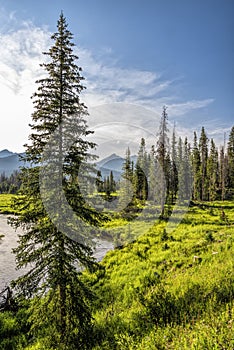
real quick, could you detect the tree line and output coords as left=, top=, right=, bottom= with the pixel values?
left=0, top=171, right=21, bottom=194
left=100, top=107, right=234, bottom=216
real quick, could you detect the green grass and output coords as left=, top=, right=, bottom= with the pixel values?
left=86, top=200, right=234, bottom=349
left=0, top=200, right=233, bottom=349
left=0, top=193, right=26, bottom=214
left=0, top=194, right=16, bottom=214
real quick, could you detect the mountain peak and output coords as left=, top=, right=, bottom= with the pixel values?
left=97, top=153, right=123, bottom=167
left=109, top=153, right=121, bottom=159
left=0, top=149, right=15, bottom=158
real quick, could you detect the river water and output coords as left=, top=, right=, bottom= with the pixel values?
left=0, top=214, right=113, bottom=291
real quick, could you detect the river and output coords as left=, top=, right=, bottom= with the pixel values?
left=0, top=214, right=113, bottom=291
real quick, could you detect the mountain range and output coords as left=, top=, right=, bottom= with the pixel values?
left=96, top=153, right=137, bottom=179
left=0, top=150, right=137, bottom=179
left=0, top=149, right=25, bottom=176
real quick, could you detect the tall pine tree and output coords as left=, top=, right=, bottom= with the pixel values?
left=118, top=147, right=134, bottom=213
left=10, top=13, right=102, bottom=349
left=170, top=124, right=178, bottom=204
left=192, top=132, right=201, bottom=201
left=148, top=145, right=157, bottom=201
left=219, top=145, right=228, bottom=201
left=156, top=106, right=169, bottom=216
left=227, top=126, right=234, bottom=191
left=199, top=127, right=209, bottom=201
left=207, top=139, right=219, bottom=201
left=134, top=138, right=148, bottom=200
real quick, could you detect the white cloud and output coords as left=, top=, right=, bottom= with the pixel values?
left=167, top=99, right=215, bottom=116
left=0, top=14, right=219, bottom=155
left=0, top=22, right=51, bottom=152
left=87, top=103, right=161, bottom=157
left=0, top=25, right=50, bottom=89
left=78, top=48, right=174, bottom=109
left=78, top=48, right=215, bottom=123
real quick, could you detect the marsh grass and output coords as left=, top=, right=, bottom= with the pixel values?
left=0, top=194, right=16, bottom=214
left=0, top=197, right=233, bottom=349
left=88, top=201, right=234, bottom=349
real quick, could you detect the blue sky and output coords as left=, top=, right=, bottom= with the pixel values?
left=0, top=0, right=233, bottom=156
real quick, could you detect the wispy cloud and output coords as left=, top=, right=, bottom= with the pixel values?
left=77, top=48, right=216, bottom=121
left=167, top=99, right=214, bottom=116
left=0, top=14, right=222, bottom=154
left=0, top=26, right=50, bottom=91
left=78, top=47, right=171, bottom=107
left=0, top=20, right=51, bottom=151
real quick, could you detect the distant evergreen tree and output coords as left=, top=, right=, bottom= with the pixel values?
left=0, top=171, right=21, bottom=194
left=199, top=127, right=209, bottom=201
left=170, top=125, right=178, bottom=204
left=148, top=145, right=157, bottom=201
left=165, top=152, right=171, bottom=203
left=118, top=147, right=134, bottom=212
left=191, top=132, right=201, bottom=201
left=103, top=176, right=110, bottom=196
left=134, top=138, right=148, bottom=200
left=184, top=137, right=192, bottom=200
left=96, top=170, right=104, bottom=192
left=96, top=170, right=115, bottom=195
left=156, top=106, right=169, bottom=216
left=177, top=137, right=183, bottom=200
left=9, top=14, right=102, bottom=349
left=110, top=170, right=116, bottom=192
left=227, top=126, right=234, bottom=190
left=207, top=139, right=219, bottom=201
left=219, top=145, right=228, bottom=201
left=122, top=147, right=133, bottom=183
left=177, top=137, right=192, bottom=202
left=102, top=172, right=116, bottom=198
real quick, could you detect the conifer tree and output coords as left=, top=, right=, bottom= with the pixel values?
left=148, top=145, right=157, bottom=201
left=207, top=139, right=219, bottom=201
left=199, top=127, right=209, bottom=201
left=191, top=132, right=201, bottom=201
left=177, top=137, right=184, bottom=202
left=170, top=125, right=178, bottom=204
left=134, top=138, right=148, bottom=200
left=10, top=13, right=102, bottom=349
left=227, top=126, right=234, bottom=190
left=102, top=171, right=115, bottom=197
left=118, top=147, right=134, bottom=212
left=165, top=152, right=171, bottom=203
left=104, top=176, right=111, bottom=196
left=96, top=170, right=104, bottom=192
left=183, top=138, right=192, bottom=200
left=156, top=106, right=169, bottom=215
left=177, top=137, right=192, bottom=202
left=219, top=145, right=228, bottom=201
left=109, top=170, right=116, bottom=192
left=122, top=147, right=133, bottom=183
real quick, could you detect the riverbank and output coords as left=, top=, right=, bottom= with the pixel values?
left=0, top=214, right=113, bottom=291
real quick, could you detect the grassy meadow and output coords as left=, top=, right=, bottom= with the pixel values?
left=0, top=195, right=233, bottom=349
left=86, top=200, right=234, bottom=349
left=0, top=194, right=16, bottom=214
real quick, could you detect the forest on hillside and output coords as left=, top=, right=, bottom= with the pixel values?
left=1, top=119, right=234, bottom=209
left=97, top=115, right=234, bottom=207
left=0, top=171, right=21, bottom=194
